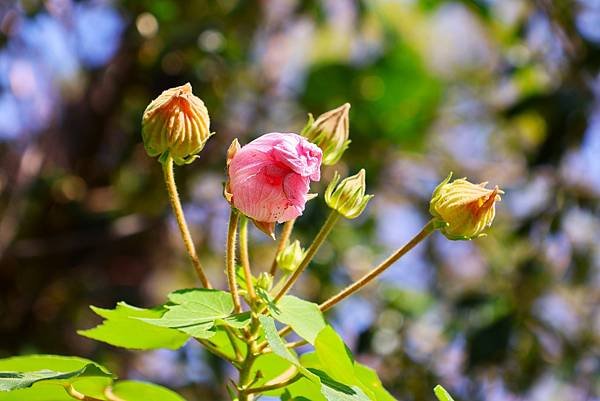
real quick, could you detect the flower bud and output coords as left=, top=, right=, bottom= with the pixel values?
left=255, top=272, right=274, bottom=293
left=301, top=103, right=351, bottom=165
left=325, top=169, right=373, bottom=219
left=276, top=240, right=306, bottom=273
left=429, top=173, right=503, bottom=240
left=142, top=83, right=212, bottom=165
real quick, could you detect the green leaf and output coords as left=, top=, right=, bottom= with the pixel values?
left=203, top=327, right=247, bottom=360
left=0, top=355, right=111, bottom=392
left=248, top=353, right=295, bottom=395
left=78, top=302, right=189, bottom=350
left=140, top=289, right=236, bottom=338
left=314, top=326, right=356, bottom=385
left=217, top=312, right=252, bottom=329
left=258, top=317, right=369, bottom=401
left=434, top=385, right=456, bottom=401
left=108, top=380, right=186, bottom=401
left=270, top=296, right=326, bottom=344
left=354, top=364, right=396, bottom=401
left=309, top=327, right=398, bottom=401
left=258, top=316, right=302, bottom=368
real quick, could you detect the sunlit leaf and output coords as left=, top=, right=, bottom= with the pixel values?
left=270, top=296, right=326, bottom=344
left=78, top=302, right=189, bottom=350
left=258, top=317, right=369, bottom=401
left=139, top=289, right=238, bottom=339
left=0, top=355, right=112, bottom=391
left=434, top=385, right=456, bottom=401
left=108, top=380, right=186, bottom=401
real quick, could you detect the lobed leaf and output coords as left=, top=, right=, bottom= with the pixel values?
left=78, top=302, right=189, bottom=350
left=140, top=289, right=238, bottom=338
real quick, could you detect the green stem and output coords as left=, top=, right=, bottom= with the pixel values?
left=226, top=209, right=242, bottom=313
left=245, top=372, right=302, bottom=395
left=162, top=156, right=211, bottom=288
left=237, top=316, right=261, bottom=401
left=239, top=217, right=256, bottom=302
left=269, top=219, right=295, bottom=276
left=257, top=220, right=435, bottom=353
left=319, top=220, right=435, bottom=311
left=274, top=211, right=340, bottom=302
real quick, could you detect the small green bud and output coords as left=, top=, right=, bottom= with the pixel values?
left=325, top=169, right=373, bottom=219
left=301, top=103, right=351, bottom=165
left=255, top=272, right=274, bottom=293
left=276, top=240, right=306, bottom=273
left=141, top=83, right=213, bottom=165
left=429, top=172, right=503, bottom=240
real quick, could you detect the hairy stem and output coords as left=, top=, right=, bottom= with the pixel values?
left=274, top=211, right=340, bottom=301
left=269, top=219, right=295, bottom=275
left=226, top=209, right=242, bottom=313
left=239, top=217, right=256, bottom=302
left=162, top=156, right=211, bottom=288
left=319, top=220, right=435, bottom=311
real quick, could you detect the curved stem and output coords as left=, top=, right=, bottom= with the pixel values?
left=274, top=211, right=340, bottom=302
left=162, top=156, right=211, bottom=288
left=269, top=219, right=295, bottom=276
left=239, top=217, right=256, bottom=302
left=319, top=220, right=435, bottom=312
left=198, top=338, right=242, bottom=369
left=245, top=373, right=302, bottom=395
left=227, top=209, right=243, bottom=313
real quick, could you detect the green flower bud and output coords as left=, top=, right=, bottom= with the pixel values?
left=141, top=83, right=213, bottom=165
left=276, top=240, right=306, bottom=273
left=325, top=169, right=373, bottom=219
left=301, top=103, right=351, bottom=165
left=255, top=272, right=274, bottom=293
left=430, top=173, right=503, bottom=240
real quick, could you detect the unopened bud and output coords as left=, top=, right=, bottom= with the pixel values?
left=142, top=83, right=213, bottom=165
left=429, top=173, right=503, bottom=240
left=325, top=169, right=373, bottom=219
left=255, top=272, right=273, bottom=292
left=302, top=103, right=350, bottom=165
left=276, top=240, right=305, bottom=273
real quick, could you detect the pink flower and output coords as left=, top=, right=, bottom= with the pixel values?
left=227, top=133, right=322, bottom=224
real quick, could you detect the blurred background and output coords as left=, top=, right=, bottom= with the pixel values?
left=1, top=0, right=599, bottom=400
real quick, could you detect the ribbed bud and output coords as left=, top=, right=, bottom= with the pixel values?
left=276, top=240, right=306, bottom=273
left=255, top=272, right=274, bottom=293
left=325, top=169, right=373, bottom=219
left=429, top=173, right=503, bottom=240
left=142, top=83, right=212, bottom=165
left=301, top=103, right=351, bottom=165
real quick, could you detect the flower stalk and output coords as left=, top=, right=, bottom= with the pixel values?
left=274, top=210, right=340, bottom=301
left=319, top=220, right=435, bottom=311
left=239, top=216, right=256, bottom=302
left=161, top=156, right=211, bottom=288
left=269, top=219, right=296, bottom=275
left=226, top=209, right=242, bottom=313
